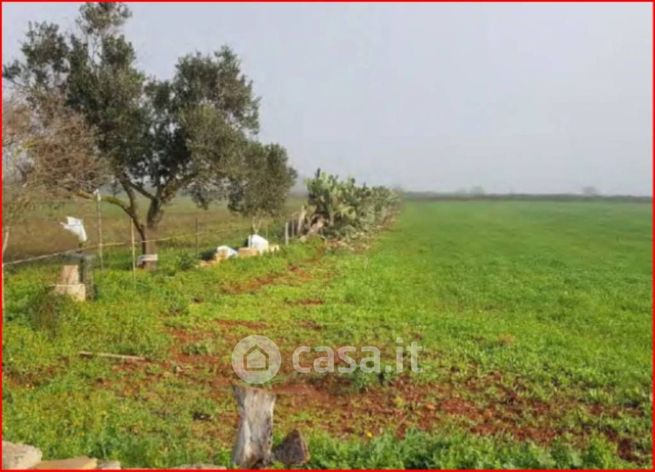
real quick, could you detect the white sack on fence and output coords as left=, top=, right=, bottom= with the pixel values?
left=247, top=234, right=269, bottom=253
left=216, top=245, right=238, bottom=259
left=60, top=216, right=87, bottom=243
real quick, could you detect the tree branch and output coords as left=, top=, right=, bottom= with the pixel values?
left=76, top=189, right=132, bottom=214
left=125, top=179, right=156, bottom=200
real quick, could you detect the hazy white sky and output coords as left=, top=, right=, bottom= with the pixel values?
left=3, top=2, right=652, bottom=195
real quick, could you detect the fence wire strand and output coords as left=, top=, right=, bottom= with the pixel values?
left=3, top=219, right=289, bottom=267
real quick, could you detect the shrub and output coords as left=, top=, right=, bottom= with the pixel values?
left=304, top=169, right=399, bottom=239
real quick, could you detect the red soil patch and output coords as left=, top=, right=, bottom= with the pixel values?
left=215, top=319, right=270, bottom=330
left=300, top=320, right=323, bottom=330
left=168, top=328, right=206, bottom=344
left=220, top=253, right=326, bottom=296
left=222, top=274, right=279, bottom=294
left=288, top=264, right=311, bottom=276
left=288, top=298, right=324, bottom=306
left=269, top=370, right=644, bottom=460
left=220, top=264, right=317, bottom=295
left=274, top=383, right=334, bottom=402
left=439, top=398, right=478, bottom=417
left=104, top=348, right=645, bottom=461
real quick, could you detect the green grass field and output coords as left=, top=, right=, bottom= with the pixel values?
left=2, top=200, right=652, bottom=468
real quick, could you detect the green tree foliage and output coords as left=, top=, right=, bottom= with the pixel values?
left=227, top=143, right=297, bottom=232
left=4, top=2, right=295, bottom=254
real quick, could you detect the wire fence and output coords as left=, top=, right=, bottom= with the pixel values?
left=4, top=226, right=246, bottom=267
left=2, top=197, right=303, bottom=272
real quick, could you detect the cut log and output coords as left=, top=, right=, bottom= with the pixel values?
left=273, top=429, right=310, bottom=466
left=79, top=351, right=145, bottom=362
left=231, top=385, right=276, bottom=469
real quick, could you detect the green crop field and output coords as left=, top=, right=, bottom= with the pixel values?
left=2, top=200, right=652, bottom=468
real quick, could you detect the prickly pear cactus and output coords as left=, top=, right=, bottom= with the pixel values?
left=304, top=169, right=399, bottom=239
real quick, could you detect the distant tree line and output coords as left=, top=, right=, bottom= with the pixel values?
left=402, top=191, right=650, bottom=203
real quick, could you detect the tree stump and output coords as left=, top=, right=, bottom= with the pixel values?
left=231, top=385, right=276, bottom=469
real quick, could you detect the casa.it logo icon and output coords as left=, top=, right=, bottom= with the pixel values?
left=231, top=335, right=281, bottom=384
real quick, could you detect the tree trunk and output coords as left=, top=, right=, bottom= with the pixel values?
left=297, top=206, right=307, bottom=235
left=132, top=222, right=156, bottom=270
left=146, top=197, right=164, bottom=230
left=141, top=224, right=159, bottom=270
left=134, top=222, right=148, bottom=255
left=135, top=198, right=164, bottom=270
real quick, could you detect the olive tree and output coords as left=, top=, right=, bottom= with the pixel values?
left=4, top=2, right=295, bottom=254
left=227, top=143, right=297, bottom=232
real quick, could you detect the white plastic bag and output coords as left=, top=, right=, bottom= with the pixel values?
left=60, top=216, right=87, bottom=243
left=247, top=234, right=269, bottom=254
left=216, top=245, right=238, bottom=259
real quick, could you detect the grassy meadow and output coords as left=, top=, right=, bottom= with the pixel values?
left=2, top=199, right=652, bottom=468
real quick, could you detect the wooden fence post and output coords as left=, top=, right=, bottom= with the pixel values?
left=95, top=191, right=104, bottom=270
left=2, top=229, right=9, bottom=321
left=195, top=216, right=200, bottom=257
left=2, top=229, right=9, bottom=257
left=130, top=218, right=136, bottom=283
left=284, top=222, right=289, bottom=246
